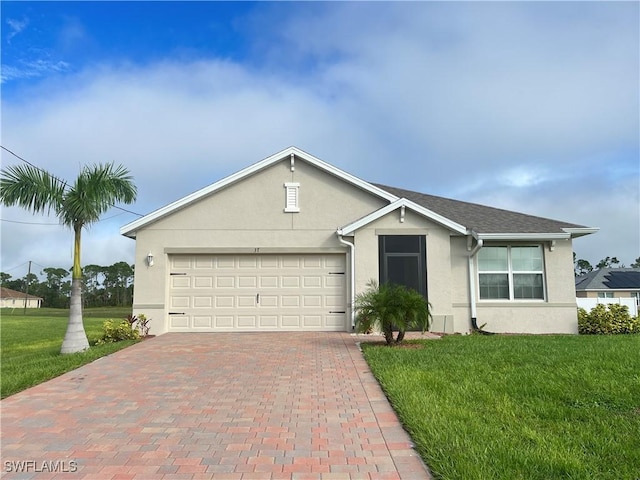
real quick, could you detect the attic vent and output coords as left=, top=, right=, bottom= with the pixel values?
left=284, top=182, right=300, bottom=212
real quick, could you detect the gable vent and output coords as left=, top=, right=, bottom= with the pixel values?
left=284, top=182, right=300, bottom=212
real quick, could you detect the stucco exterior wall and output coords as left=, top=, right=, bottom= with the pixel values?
left=126, top=153, right=583, bottom=336
left=352, top=209, right=463, bottom=332
left=129, top=158, right=387, bottom=334
left=474, top=239, right=579, bottom=334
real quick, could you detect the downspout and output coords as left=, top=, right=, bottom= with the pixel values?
left=467, top=233, right=484, bottom=333
left=337, top=231, right=356, bottom=330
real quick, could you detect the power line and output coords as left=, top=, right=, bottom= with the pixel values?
left=1, top=145, right=144, bottom=218
left=1, top=218, right=62, bottom=225
left=1, top=210, right=127, bottom=225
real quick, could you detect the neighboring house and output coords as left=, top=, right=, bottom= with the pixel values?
left=575, top=268, right=640, bottom=306
left=120, top=147, right=598, bottom=335
left=0, top=287, right=43, bottom=308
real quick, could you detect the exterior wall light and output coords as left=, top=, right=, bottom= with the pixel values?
left=146, top=252, right=154, bottom=267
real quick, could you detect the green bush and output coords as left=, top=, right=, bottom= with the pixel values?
left=578, top=304, right=640, bottom=335
left=95, top=319, right=140, bottom=345
left=355, top=280, right=431, bottom=345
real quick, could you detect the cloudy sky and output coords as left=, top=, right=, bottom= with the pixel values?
left=1, top=1, right=638, bottom=280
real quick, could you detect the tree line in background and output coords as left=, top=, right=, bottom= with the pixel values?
left=574, top=254, right=640, bottom=276
left=0, top=261, right=134, bottom=308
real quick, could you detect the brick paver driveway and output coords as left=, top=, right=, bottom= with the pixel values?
left=1, top=333, right=431, bottom=479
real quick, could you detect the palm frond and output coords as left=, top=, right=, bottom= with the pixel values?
left=0, top=164, right=65, bottom=215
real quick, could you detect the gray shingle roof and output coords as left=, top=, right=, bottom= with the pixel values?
left=374, top=184, right=588, bottom=234
left=575, top=268, right=640, bottom=291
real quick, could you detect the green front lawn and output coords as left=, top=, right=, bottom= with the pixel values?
left=1, top=307, right=136, bottom=398
left=362, top=334, right=640, bottom=480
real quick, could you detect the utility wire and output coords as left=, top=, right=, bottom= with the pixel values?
left=1, top=145, right=144, bottom=218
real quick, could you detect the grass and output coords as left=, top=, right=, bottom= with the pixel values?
left=1, top=307, right=136, bottom=399
left=361, top=334, right=640, bottom=480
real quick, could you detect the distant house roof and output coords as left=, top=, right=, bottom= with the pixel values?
left=374, top=184, right=593, bottom=236
left=575, top=268, right=640, bottom=291
left=0, top=287, right=43, bottom=300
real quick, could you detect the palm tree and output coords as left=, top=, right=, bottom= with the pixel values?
left=354, top=280, right=432, bottom=345
left=0, top=163, right=136, bottom=353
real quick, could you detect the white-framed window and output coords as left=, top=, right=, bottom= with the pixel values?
left=597, top=292, right=614, bottom=299
left=284, top=182, right=300, bottom=212
left=478, top=245, right=545, bottom=300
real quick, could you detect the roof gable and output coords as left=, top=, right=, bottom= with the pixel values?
left=120, top=147, right=598, bottom=239
left=120, top=146, right=397, bottom=238
left=338, top=198, right=467, bottom=235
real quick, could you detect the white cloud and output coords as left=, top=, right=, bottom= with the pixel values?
left=5, top=16, right=28, bottom=42
left=1, top=2, right=638, bottom=273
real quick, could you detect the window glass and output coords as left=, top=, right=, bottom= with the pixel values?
left=512, top=246, right=543, bottom=272
left=513, top=274, right=544, bottom=299
left=383, top=236, right=421, bottom=253
left=478, top=247, right=508, bottom=271
left=478, top=245, right=545, bottom=300
left=597, top=292, right=614, bottom=299
left=479, top=274, right=510, bottom=299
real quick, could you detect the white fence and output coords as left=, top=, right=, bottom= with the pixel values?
left=576, top=297, right=638, bottom=317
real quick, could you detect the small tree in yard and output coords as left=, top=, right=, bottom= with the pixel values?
left=355, top=280, right=432, bottom=345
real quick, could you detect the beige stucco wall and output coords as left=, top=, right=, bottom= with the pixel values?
left=352, top=209, right=463, bottom=333
left=127, top=154, right=581, bottom=335
left=474, top=239, right=579, bottom=334
left=129, top=158, right=388, bottom=334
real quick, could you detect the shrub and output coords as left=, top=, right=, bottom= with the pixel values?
left=578, top=303, right=640, bottom=335
left=355, top=280, right=432, bottom=345
left=95, top=319, right=140, bottom=345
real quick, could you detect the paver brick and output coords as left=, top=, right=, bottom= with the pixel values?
left=0, top=333, right=430, bottom=479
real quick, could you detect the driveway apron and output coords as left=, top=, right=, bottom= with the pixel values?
left=1, top=332, right=430, bottom=479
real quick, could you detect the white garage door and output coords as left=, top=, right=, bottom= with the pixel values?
left=167, top=254, right=347, bottom=331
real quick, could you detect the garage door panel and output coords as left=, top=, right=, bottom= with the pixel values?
left=259, top=315, right=278, bottom=327
left=303, top=315, right=322, bottom=327
left=215, top=277, right=234, bottom=288
left=217, top=258, right=235, bottom=268
left=303, top=295, right=322, bottom=307
left=282, top=315, right=300, bottom=327
left=170, top=276, right=190, bottom=288
left=282, top=276, right=300, bottom=288
left=193, top=296, right=212, bottom=308
left=238, top=296, right=256, bottom=307
left=325, top=276, right=345, bottom=288
left=194, top=277, right=213, bottom=288
left=303, top=276, right=322, bottom=288
left=168, top=254, right=346, bottom=331
left=282, top=296, right=300, bottom=307
left=260, top=295, right=278, bottom=307
left=215, top=296, right=234, bottom=308
left=169, top=315, right=189, bottom=328
left=194, top=258, right=213, bottom=269
left=238, top=276, right=257, bottom=288
left=260, top=276, right=278, bottom=288
left=171, top=296, right=190, bottom=308
left=238, top=316, right=256, bottom=327
left=216, top=316, right=234, bottom=328
left=193, top=316, right=212, bottom=328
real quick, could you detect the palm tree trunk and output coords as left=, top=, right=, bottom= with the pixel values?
left=61, top=225, right=89, bottom=354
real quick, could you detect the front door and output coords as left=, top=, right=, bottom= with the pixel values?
left=378, top=235, right=427, bottom=298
